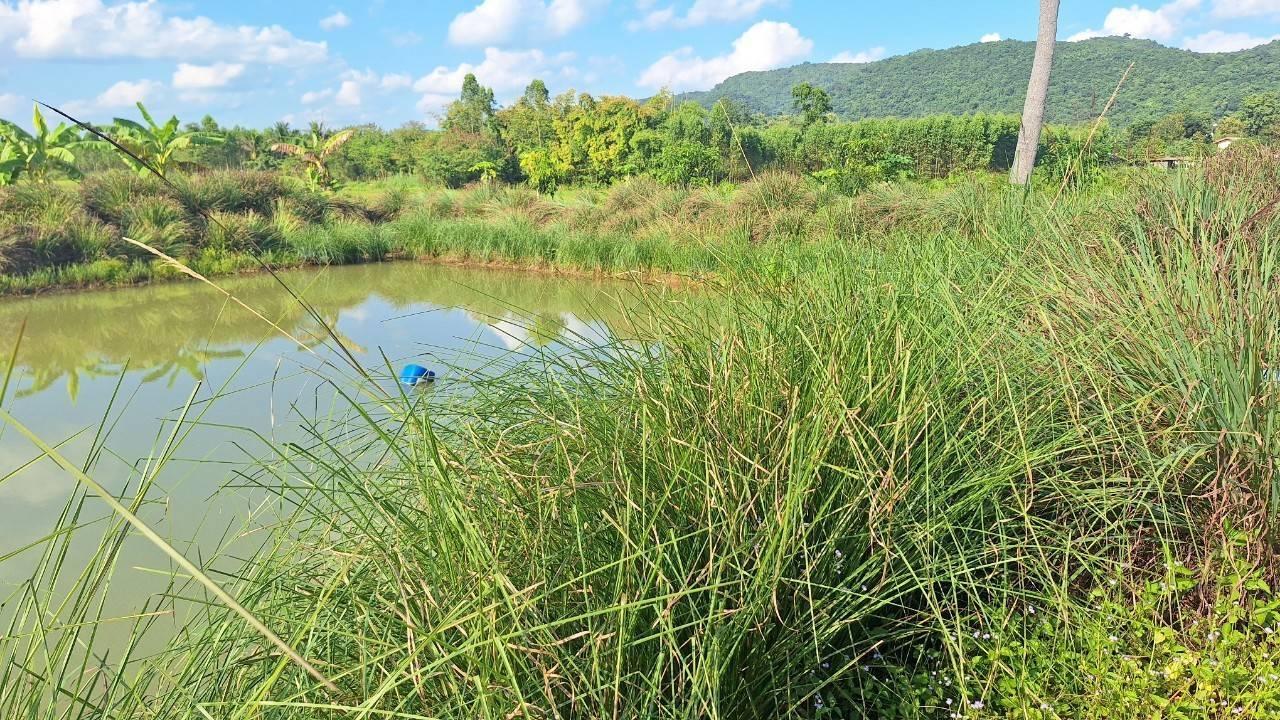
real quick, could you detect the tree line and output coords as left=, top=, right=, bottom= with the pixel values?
left=4, top=77, right=1277, bottom=193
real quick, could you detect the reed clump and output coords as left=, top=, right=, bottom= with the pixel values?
left=5, top=152, right=1280, bottom=717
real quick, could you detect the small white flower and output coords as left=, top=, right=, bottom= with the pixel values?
left=982, top=632, right=991, bottom=640
left=971, top=700, right=985, bottom=709
left=946, top=698, right=953, bottom=706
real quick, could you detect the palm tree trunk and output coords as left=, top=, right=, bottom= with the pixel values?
left=1011, top=0, right=1061, bottom=186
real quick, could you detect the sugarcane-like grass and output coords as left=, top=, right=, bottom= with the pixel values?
left=4, top=151, right=1280, bottom=718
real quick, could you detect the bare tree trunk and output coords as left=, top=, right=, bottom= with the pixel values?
left=1011, top=0, right=1061, bottom=185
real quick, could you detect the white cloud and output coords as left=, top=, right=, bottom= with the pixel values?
left=1211, top=0, right=1280, bottom=17
left=301, top=88, right=333, bottom=104
left=415, top=93, right=454, bottom=117
left=319, top=11, right=350, bottom=30
left=448, top=0, right=601, bottom=45
left=334, top=79, right=361, bottom=106
left=413, top=48, right=575, bottom=119
left=628, top=6, right=675, bottom=30
left=380, top=73, right=414, bottom=90
left=301, top=69, right=418, bottom=111
left=96, top=79, right=159, bottom=108
left=0, top=0, right=327, bottom=64
left=638, top=20, right=813, bottom=91
left=631, top=0, right=783, bottom=29
left=1068, top=0, right=1201, bottom=42
left=829, top=47, right=886, bottom=63
left=1183, top=28, right=1280, bottom=49
left=981, top=32, right=1002, bottom=42
left=414, top=47, right=574, bottom=95
left=172, top=62, right=245, bottom=90
left=1067, top=29, right=1104, bottom=41
left=685, top=0, right=783, bottom=24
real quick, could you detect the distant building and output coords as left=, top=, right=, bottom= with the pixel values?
left=1148, top=157, right=1195, bottom=170
left=1215, top=136, right=1242, bottom=150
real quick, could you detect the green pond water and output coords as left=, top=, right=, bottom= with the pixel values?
left=0, top=262, right=649, bottom=654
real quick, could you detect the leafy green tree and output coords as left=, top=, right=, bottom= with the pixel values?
left=1239, top=92, right=1280, bottom=139
left=470, top=160, right=499, bottom=185
left=270, top=127, right=356, bottom=189
left=443, top=73, right=497, bottom=136
left=522, top=79, right=550, bottom=108
left=235, top=131, right=281, bottom=171
left=498, top=79, right=556, bottom=156
left=419, top=131, right=506, bottom=187
left=519, top=149, right=564, bottom=194
left=112, top=102, right=224, bottom=177
left=0, top=104, right=96, bottom=183
left=653, top=141, right=720, bottom=187
left=791, top=82, right=832, bottom=127
left=1215, top=115, right=1246, bottom=138
left=551, top=94, right=650, bottom=184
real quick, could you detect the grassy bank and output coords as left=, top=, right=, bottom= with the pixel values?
left=1, top=168, right=1129, bottom=294
left=4, top=150, right=1280, bottom=718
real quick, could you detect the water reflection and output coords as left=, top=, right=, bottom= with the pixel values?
left=0, top=262, right=648, bottom=397
left=0, top=262, right=672, bottom=662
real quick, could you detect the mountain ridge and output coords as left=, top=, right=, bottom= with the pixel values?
left=678, top=37, right=1280, bottom=125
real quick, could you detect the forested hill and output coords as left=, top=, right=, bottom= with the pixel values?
left=680, top=37, right=1280, bottom=125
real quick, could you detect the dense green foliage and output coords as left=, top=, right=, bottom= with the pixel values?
left=4, top=151, right=1280, bottom=717
left=682, top=37, right=1280, bottom=126
left=7, top=57, right=1276, bottom=198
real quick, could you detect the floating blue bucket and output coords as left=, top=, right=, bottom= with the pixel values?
left=399, top=364, right=435, bottom=386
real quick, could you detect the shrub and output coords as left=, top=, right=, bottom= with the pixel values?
left=0, top=185, right=113, bottom=273
left=279, top=185, right=331, bottom=224
left=284, top=221, right=392, bottom=264
left=205, top=210, right=283, bottom=252
left=175, top=171, right=286, bottom=216
left=81, top=171, right=169, bottom=225
left=32, top=216, right=116, bottom=268
left=482, top=186, right=559, bottom=226
left=119, top=195, right=196, bottom=258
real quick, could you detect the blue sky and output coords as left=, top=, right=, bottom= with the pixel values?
left=1, top=0, right=1279, bottom=130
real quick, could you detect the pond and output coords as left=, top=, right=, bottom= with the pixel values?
left=0, top=262, right=650, bottom=655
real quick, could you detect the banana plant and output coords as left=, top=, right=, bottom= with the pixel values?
left=111, top=102, right=224, bottom=177
left=0, top=103, right=94, bottom=184
left=0, top=142, right=17, bottom=186
left=270, top=126, right=355, bottom=189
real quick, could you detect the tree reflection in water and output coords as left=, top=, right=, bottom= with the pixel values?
left=0, top=262, right=662, bottom=401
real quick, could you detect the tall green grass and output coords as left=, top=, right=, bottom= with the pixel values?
left=3, top=150, right=1280, bottom=717
left=0, top=167, right=1141, bottom=293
